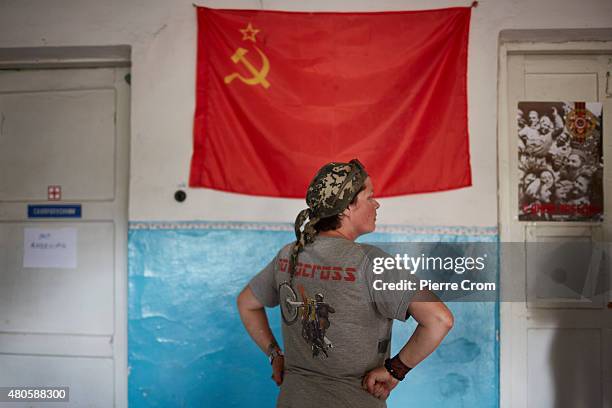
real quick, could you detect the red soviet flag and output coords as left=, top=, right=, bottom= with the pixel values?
left=190, top=6, right=472, bottom=197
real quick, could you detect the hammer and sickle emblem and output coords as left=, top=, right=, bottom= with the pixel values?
left=224, top=46, right=271, bottom=89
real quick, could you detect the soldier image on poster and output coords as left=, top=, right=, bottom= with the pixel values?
left=517, top=101, right=603, bottom=221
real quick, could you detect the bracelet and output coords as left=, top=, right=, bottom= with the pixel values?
left=267, top=340, right=279, bottom=354
left=384, top=355, right=412, bottom=381
left=268, top=348, right=284, bottom=365
left=267, top=340, right=283, bottom=365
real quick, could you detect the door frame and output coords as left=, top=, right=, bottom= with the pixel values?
left=497, top=38, right=612, bottom=408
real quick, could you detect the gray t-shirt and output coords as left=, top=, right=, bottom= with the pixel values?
left=249, top=236, right=414, bottom=408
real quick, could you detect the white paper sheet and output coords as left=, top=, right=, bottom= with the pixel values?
left=23, top=228, right=77, bottom=269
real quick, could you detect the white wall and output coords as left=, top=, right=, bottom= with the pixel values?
left=1, top=0, right=611, bottom=226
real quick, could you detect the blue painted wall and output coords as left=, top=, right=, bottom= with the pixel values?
left=128, top=224, right=498, bottom=407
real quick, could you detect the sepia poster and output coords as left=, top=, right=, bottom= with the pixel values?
left=518, top=101, right=603, bottom=221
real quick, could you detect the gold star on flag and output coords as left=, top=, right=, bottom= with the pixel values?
left=240, top=23, right=260, bottom=42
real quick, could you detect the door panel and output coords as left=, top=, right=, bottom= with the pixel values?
left=0, top=89, right=116, bottom=201
left=527, top=328, right=602, bottom=408
left=0, top=355, right=114, bottom=407
left=525, top=73, right=598, bottom=101
left=0, top=221, right=114, bottom=334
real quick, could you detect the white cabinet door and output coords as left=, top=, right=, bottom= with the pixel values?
left=0, top=66, right=129, bottom=407
left=500, top=50, right=612, bottom=408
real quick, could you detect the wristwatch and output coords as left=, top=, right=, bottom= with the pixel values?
left=268, top=348, right=284, bottom=364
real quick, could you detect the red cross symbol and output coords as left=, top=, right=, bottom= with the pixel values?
left=48, top=185, right=61, bottom=201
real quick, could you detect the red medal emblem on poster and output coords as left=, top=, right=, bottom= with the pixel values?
left=566, top=102, right=597, bottom=145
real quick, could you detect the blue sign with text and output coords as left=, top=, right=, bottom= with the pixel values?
left=28, top=204, right=82, bottom=218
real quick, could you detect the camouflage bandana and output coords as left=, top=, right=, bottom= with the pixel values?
left=288, top=159, right=368, bottom=285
